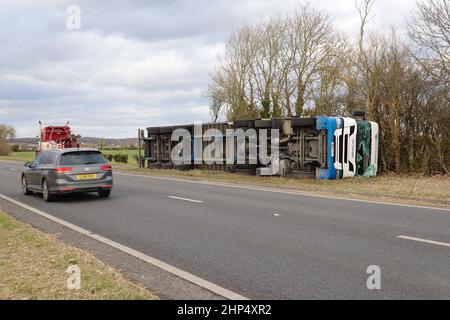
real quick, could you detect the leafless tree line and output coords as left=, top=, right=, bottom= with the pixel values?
left=208, top=0, right=449, bottom=174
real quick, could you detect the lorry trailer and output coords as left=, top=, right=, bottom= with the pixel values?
left=141, top=115, right=378, bottom=180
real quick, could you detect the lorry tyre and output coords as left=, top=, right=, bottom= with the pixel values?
left=161, top=162, right=174, bottom=169
left=271, top=119, right=283, bottom=129
left=255, top=120, right=272, bottom=128
left=149, top=163, right=162, bottom=169
left=233, top=120, right=251, bottom=128
left=147, top=127, right=160, bottom=135
left=174, top=164, right=192, bottom=171
left=352, top=110, right=366, bottom=119
left=160, top=126, right=174, bottom=134
left=291, top=117, right=316, bottom=128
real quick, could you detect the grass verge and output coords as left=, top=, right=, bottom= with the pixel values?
left=0, top=211, right=157, bottom=300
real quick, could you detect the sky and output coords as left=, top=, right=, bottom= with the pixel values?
left=0, top=0, right=419, bottom=138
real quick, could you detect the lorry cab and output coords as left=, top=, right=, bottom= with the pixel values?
left=315, top=116, right=356, bottom=180
left=315, top=116, right=339, bottom=180
left=340, top=117, right=357, bottom=178
left=370, top=121, right=379, bottom=175
left=355, top=120, right=379, bottom=176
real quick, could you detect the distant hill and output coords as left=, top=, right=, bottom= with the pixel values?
left=7, top=137, right=139, bottom=148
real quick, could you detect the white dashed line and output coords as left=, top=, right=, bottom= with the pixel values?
left=115, top=172, right=450, bottom=212
left=397, top=235, right=450, bottom=248
left=168, top=196, right=203, bottom=203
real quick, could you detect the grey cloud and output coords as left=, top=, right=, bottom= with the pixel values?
left=0, top=0, right=417, bottom=138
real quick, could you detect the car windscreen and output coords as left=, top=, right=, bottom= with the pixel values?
left=60, top=151, right=107, bottom=166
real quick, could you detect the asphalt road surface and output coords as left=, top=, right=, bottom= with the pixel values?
left=0, top=160, right=449, bottom=299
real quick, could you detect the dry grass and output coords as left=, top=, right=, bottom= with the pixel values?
left=0, top=211, right=157, bottom=300
left=113, top=163, right=450, bottom=208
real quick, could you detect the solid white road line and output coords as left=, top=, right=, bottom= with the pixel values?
left=168, top=196, right=203, bottom=203
left=397, top=235, right=450, bottom=248
left=0, top=194, right=248, bottom=300
left=116, top=172, right=450, bottom=212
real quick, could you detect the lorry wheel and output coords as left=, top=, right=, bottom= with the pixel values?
left=98, top=190, right=111, bottom=198
left=174, top=164, right=192, bottom=171
left=147, top=127, right=160, bottom=135
left=255, top=120, right=272, bottom=128
left=161, top=162, right=174, bottom=169
left=232, top=120, right=251, bottom=128
left=149, top=163, right=162, bottom=169
left=160, top=126, right=174, bottom=134
left=22, top=176, right=32, bottom=195
left=42, top=180, right=54, bottom=202
left=271, top=119, right=283, bottom=129
left=291, top=117, right=316, bottom=128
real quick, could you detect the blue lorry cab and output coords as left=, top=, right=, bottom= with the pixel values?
left=315, top=116, right=340, bottom=180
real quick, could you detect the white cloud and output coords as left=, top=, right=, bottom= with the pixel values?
left=0, top=0, right=419, bottom=138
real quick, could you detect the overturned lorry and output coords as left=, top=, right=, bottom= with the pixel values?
left=140, top=115, right=379, bottom=180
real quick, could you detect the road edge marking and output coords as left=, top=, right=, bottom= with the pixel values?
left=397, top=235, right=450, bottom=248
left=116, top=172, right=450, bottom=212
left=0, top=194, right=249, bottom=300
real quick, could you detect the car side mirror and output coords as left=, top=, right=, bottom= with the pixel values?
left=24, top=161, right=33, bottom=168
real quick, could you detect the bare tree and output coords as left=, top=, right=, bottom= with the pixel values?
left=0, top=124, right=16, bottom=156
left=207, top=1, right=449, bottom=174
left=408, top=0, right=450, bottom=82
left=287, top=6, right=340, bottom=116
left=0, top=124, right=15, bottom=140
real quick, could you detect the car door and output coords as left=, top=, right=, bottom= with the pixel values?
left=34, top=152, right=56, bottom=190
left=27, top=153, right=44, bottom=189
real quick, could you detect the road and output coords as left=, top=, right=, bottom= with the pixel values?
left=0, top=160, right=449, bottom=299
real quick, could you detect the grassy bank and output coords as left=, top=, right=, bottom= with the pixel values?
left=0, top=211, right=157, bottom=300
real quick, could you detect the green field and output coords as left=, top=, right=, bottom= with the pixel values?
left=0, top=149, right=141, bottom=166
left=100, top=149, right=141, bottom=163
left=0, top=151, right=35, bottom=163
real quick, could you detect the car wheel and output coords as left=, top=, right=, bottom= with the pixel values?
left=22, top=176, right=32, bottom=195
left=42, top=180, right=54, bottom=202
left=98, top=190, right=111, bottom=198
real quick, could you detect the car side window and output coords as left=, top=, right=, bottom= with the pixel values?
left=43, top=152, right=57, bottom=165
left=40, top=153, right=50, bottom=165
left=33, top=154, right=44, bottom=166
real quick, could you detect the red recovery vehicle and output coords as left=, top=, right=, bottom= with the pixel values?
left=37, top=121, right=81, bottom=154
